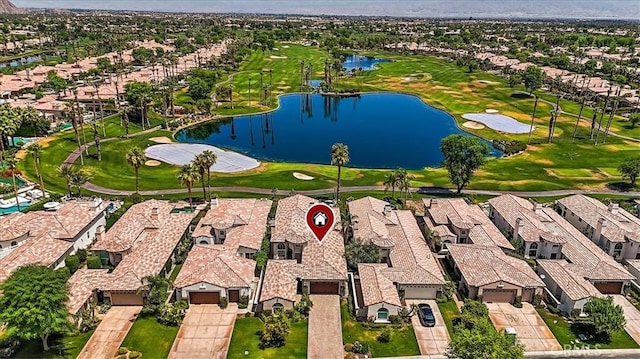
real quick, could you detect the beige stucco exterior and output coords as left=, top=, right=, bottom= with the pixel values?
left=262, top=298, right=295, bottom=311
left=176, top=282, right=251, bottom=302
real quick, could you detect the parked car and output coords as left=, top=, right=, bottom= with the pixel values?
left=418, top=303, right=436, bottom=327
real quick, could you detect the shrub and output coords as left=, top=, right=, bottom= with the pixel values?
left=76, top=248, right=89, bottom=263
left=294, top=294, right=313, bottom=317
left=65, top=255, right=80, bottom=274
left=86, top=255, right=102, bottom=269
left=344, top=343, right=354, bottom=352
left=219, top=296, right=228, bottom=309
left=129, top=351, right=141, bottom=359
left=351, top=341, right=370, bottom=354
left=398, top=307, right=411, bottom=323
left=260, top=311, right=290, bottom=348
left=389, top=315, right=403, bottom=325
left=157, top=302, right=188, bottom=326
left=377, top=328, right=392, bottom=343
left=513, top=296, right=523, bottom=308
left=117, top=347, right=128, bottom=355
left=548, top=306, right=561, bottom=315
left=238, top=295, right=250, bottom=309
left=244, top=312, right=252, bottom=318
left=98, top=303, right=111, bottom=314
left=532, top=294, right=543, bottom=306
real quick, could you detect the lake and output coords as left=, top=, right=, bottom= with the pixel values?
left=176, top=93, right=499, bottom=169
left=342, top=54, right=391, bottom=71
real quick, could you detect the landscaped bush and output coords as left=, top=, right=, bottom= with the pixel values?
left=117, top=347, right=128, bottom=355
left=513, top=296, right=523, bottom=308
left=344, top=343, right=354, bottom=352
left=86, top=255, right=102, bottom=269
left=377, top=328, right=392, bottom=343
left=219, top=296, right=228, bottom=309
left=238, top=295, right=250, bottom=309
left=532, top=294, right=543, bottom=306
left=294, top=294, right=313, bottom=317
left=65, top=255, right=80, bottom=274
left=389, top=315, right=403, bottom=325
left=129, top=351, right=141, bottom=358
left=244, top=312, right=252, bottom=318
left=398, top=307, right=411, bottom=323
left=492, top=139, right=527, bottom=155
left=350, top=341, right=370, bottom=354
left=548, top=305, right=561, bottom=315
left=260, top=310, right=290, bottom=348
left=98, top=303, right=111, bottom=314
left=157, top=301, right=188, bottom=326
left=76, top=248, right=88, bottom=263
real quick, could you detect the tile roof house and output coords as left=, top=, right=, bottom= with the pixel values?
left=174, top=198, right=271, bottom=306
left=489, top=195, right=634, bottom=313
left=556, top=195, right=640, bottom=260
left=348, top=197, right=445, bottom=321
left=69, top=200, right=196, bottom=309
left=447, top=244, right=544, bottom=303
left=259, top=195, right=347, bottom=311
left=423, top=198, right=514, bottom=252
left=0, top=199, right=108, bottom=282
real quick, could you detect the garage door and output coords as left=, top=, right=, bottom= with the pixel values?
left=189, top=291, right=220, bottom=304
left=402, top=285, right=439, bottom=299
left=310, top=282, right=339, bottom=295
left=594, top=282, right=623, bottom=294
left=482, top=289, right=516, bottom=303
left=110, top=293, right=144, bottom=306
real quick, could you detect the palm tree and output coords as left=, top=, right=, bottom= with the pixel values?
left=384, top=171, right=398, bottom=198
left=331, top=143, right=350, bottom=201
left=126, top=147, right=146, bottom=193
left=29, top=144, right=46, bottom=198
left=138, top=274, right=172, bottom=306
left=177, top=164, right=201, bottom=208
left=71, top=171, right=91, bottom=197
left=7, top=158, right=20, bottom=211
left=201, top=150, right=217, bottom=199
left=395, top=168, right=414, bottom=203
left=57, top=164, right=76, bottom=197
left=92, top=122, right=101, bottom=161
left=192, top=153, right=209, bottom=201
left=0, top=104, right=23, bottom=170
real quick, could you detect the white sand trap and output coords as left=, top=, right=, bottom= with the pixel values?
left=270, top=55, right=287, bottom=59
left=478, top=80, right=499, bottom=84
left=145, top=143, right=260, bottom=173
left=462, top=113, right=533, bottom=134
left=293, top=172, right=314, bottom=181
left=282, top=45, right=290, bottom=48
left=145, top=160, right=161, bottom=167
left=401, top=77, right=417, bottom=81
left=149, top=136, right=174, bottom=144
left=462, top=121, right=486, bottom=130
left=485, top=109, right=499, bottom=114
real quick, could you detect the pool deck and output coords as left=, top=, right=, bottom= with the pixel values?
left=145, top=143, right=260, bottom=173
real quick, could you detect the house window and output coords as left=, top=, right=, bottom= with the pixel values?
left=219, top=230, right=226, bottom=238
left=10, top=241, right=17, bottom=247
left=273, top=303, right=284, bottom=311
left=613, top=243, right=623, bottom=258
left=277, top=243, right=286, bottom=258
left=199, top=240, right=209, bottom=245
left=377, top=308, right=389, bottom=321
left=245, top=253, right=254, bottom=259
left=528, top=243, right=538, bottom=258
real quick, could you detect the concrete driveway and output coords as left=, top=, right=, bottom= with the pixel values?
left=168, top=304, right=237, bottom=359
left=487, top=302, right=561, bottom=352
left=308, top=295, right=343, bottom=359
left=406, top=300, right=450, bottom=355
left=613, top=295, right=640, bottom=345
left=77, top=306, right=141, bottom=359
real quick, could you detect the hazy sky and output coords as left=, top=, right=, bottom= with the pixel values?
left=11, top=0, right=640, bottom=20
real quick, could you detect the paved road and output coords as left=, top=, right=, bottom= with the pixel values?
left=77, top=306, right=141, bottom=359
left=307, top=295, right=343, bottom=359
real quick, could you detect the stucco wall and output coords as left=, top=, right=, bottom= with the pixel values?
left=72, top=212, right=107, bottom=253
left=365, top=302, right=401, bottom=322
left=177, top=282, right=251, bottom=301
left=262, top=298, right=294, bottom=311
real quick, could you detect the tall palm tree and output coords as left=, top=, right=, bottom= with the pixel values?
left=384, top=171, right=398, bottom=198
left=7, top=158, right=20, bottom=211
left=201, top=150, right=217, bottom=199
left=192, top=153, right=209, bottom=201
left=126, top=147, right=146, bottom=193
left=71, top=171, right=91, bottom=197
left=57, top=164, right=76, bottom=197
left=177, top=164, right=201, bottom=208
left=92, top=122, right=101, bottom=161
left=29, top=144, right=46, bottom=198
left=331, top=143, right=350, bottom=201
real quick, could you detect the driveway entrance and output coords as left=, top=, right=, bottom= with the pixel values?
left=77, top=306, right=141, bottom=359
left=487, top=302, right=561, bottom=351
left=307, top=295, right=342, bottom=359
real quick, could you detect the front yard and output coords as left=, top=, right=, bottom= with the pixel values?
left=13, top=331, right=94, bottom=359
left=537, top=308, right=639, bottom=349
left=227, top=316, right=308, bottom=359
left=341, top=302, right=420, bottom=357
left=120, top=314, right=179, bottom=358
left=437, top=300, right=461, bottom=336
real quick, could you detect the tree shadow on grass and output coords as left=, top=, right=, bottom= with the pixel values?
left=510, top=93, right=532, bottom=100
left=606, top=181, right=634, bottom=192
left=570, top=322, right=612, bottom=346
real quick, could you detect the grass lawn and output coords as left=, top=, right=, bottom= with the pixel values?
left=227, top=317, right=308, bottom=359
left=537, top=308, right=639, bottom=349
left=341, top=301, right=420, bottom=357
left=120, top=314, right=179, bottom=358
left=437, top=300, right=461, bottom=337
left=169, top=264, right=183, bottom=282
left=13, top=331, right=94, bottom=359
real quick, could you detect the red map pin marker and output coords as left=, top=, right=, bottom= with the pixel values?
left=305, top=203, right=335, bottom=243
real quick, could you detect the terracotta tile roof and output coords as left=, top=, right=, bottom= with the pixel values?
left=349, top=197, right=398, bottom=248
left=538, top=260, right=602, bottom=301
left=0, top=213, right=29, bottom=242
left=558, top=195, right=640, bottom=243
left=358, top=263, right=401, bottom=307
left=260, top=260, right=303, bottom=302
left=424, top=198, right=514, bottom=250
left=192, top=198, right=272, bottom=251
left=0, top=233, right=72, bottom=282
left=447, top=244, right=544, bottom=288
left=174, top=245, right=255, bottom=289
left=67, top=267, right=111, bottom=315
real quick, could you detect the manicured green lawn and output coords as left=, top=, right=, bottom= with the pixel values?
left=537, top=308, right=639, bottom=349
left=340, top=301, right=420, bottom=357
left=13, top=331, right=94, bottom=359
left=169, top=264, right=183, bottom=282
left=437, top=300, right=461, bottom=337
left=227, top=317, right=308, bottom=359
left=120, top=314, right=179, bottom=358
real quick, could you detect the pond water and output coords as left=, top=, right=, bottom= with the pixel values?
left=342, top=54, right=391, bottom=71
left=177, top=93, right=499, bottom=169
left=0, top=55, right=42, bottom=68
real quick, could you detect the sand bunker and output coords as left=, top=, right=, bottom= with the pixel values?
left=150, top=136, right=174, bottom=144
left=485, top=109, right=499, bottom=114
left=270, top=55, right=288, bottom=59
left=282, top=45, right=290, bottom=48
left=145, top=160, right=161, bottom=167
left=401, top=77, right=417, bottom=81
left=293, top=172, right=314, bottom=181
left=478, top=80, right=499, bottom=85
left=145, top=143, right=260, bottom=173
left=462, top=113, right=533, bottom=134
left=462, top=121, right=486, bottom=130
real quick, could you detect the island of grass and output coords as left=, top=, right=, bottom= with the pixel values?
left=227, top=316, right=308, bottom=359
left=16, top=43, right=640, bottom=196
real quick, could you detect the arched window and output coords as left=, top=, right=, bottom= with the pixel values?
left=10, top=241, right=17, bottom=247
left=614, top=243, right=623, bottom=257
left=277, top=243, right=287, bottom=258
left=377, top=308, right=389, bottom=321
left=277, top=243, right=286, bottom=250
left=199, top=240, right=209, bottom=245
left=272, top=303, right=284, bottom=311
left=528, top=242, right=538, bottom=258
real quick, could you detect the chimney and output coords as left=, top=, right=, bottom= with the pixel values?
left=151, top=207, right=159, bottom=220
left=352, top=219, right=359, bottom=230
left=513, top=217, right=524, bottom=241
left=608, top=203, right=619, bottom=215
left=383, top=205, right=392, bottom=216
left=95, top=225, right=105, bottom=242
left=534, top=203, right=543, bottom=215
left=595, top=217, right=607, bottom=244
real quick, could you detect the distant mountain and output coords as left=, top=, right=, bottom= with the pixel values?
left=0, top=0, right=22, bottom=14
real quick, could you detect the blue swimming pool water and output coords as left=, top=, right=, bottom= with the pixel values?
left=177, top=93, right=499, bottom=169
